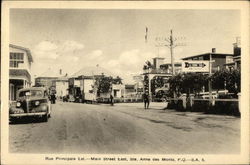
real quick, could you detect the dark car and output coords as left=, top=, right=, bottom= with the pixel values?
left=9, top=87, right=51, bottom=122
left=62, top=95, right=69, bottom=102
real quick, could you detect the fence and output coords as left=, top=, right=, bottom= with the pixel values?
left=96, top=96, right=143, bottom=103
left=167, top=93, right=241, bottom=116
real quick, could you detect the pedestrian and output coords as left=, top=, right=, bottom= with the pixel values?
left=50, top=93, right=56, bottom=104
left=143, top=93, right=150, bottom=109
left=110, top=94, right=114, bottom=106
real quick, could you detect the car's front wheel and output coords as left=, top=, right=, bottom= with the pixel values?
left=9, top=117, right=16, bottom=124
left=42, top=114, right=48, bottom=122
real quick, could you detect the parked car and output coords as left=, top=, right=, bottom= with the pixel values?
left=62, top=95, right=69, bottom=102
left=9, top=87, right=51, bottom=122
left=153, top=89, right=168, bottom=102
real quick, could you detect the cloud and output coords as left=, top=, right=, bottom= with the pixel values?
left=35, top=41, right=58, bottom=51
left=34, top=50, right=59, bottom=59
left=88, top=50, right=103, bottom=60
left=107, top=59, right=119, bottom=68
left=60, top=40, right=84, bottom=53
left=117, top=49, right=154, bottom=69
left=33, top=41, right=59, bottom=59
left=32, top=40, right=156, bottom=84
left=32, top=40, right=85, bottom=76
left=119, top=49, right=140, bottom=66
left=101, top=49, right=155, bottom=83
left=72, top=56, right=79, bottom=62
left=33, top=40, right=84, bottom=60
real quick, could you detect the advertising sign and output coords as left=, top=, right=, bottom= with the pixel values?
left=182, top=60, right=209, bottom=72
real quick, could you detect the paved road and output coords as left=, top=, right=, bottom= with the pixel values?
left=9, top=101, right=240, bottom=154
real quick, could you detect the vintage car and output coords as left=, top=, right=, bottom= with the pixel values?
left=9, top=87, right=51, bottom=122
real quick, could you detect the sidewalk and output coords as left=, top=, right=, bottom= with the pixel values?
left=116, top=102, right=168, bottom=110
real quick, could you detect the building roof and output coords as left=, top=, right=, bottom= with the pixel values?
left=55, top=76, right=69, bottom=81
left=9, top=44, right=33, bottom=63
left=182, top=53, right=233, bottom=60
left=160, top=63, right=182, bottom=67
left=18, top=87, right=47, bottom=92
left=71, top=66, right=115, bottom=78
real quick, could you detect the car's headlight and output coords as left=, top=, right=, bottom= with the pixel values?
left=16, top=102, right=21, bottom=107
left=35, top=101, right=40, bottom=106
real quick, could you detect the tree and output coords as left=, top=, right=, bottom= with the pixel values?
left=95, top=76, right=112, bottom=96
left=211, top=69, right=241, bottom=96
left=210, top=70, right=228, bottom=91
left=229, top=69, right=241, bottom=94
left=95, top=75, right=123, bottom=96
left=143, top=61, right=153, bottom=71
left=112, top=76, right=123, bottom=85
left=167, top=73, right=209, bottom=97
left=181, top=73, right=208, bottom=95
left=167, top=73, right=184, bottom=97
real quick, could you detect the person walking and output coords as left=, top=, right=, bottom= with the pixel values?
left=110, top=94, right=114, bottom=106
left=143, top=93, right=150, bottom=109
left=50, top=93, right=56, bottom=104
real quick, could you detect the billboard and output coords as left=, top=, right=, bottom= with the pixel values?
left=182, top=60, right=209, bottom=73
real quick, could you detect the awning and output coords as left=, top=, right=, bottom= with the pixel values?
left=9, top=69, right=31, bottom=82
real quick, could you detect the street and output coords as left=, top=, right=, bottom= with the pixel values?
left=9, top=101, right=240, bottom=154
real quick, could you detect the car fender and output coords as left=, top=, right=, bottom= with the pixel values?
left=47, top=101, right=51, bottom=115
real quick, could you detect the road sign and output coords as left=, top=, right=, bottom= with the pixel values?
left=182, top=60, right=209, bottom=72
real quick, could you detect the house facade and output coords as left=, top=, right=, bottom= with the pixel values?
left=35, top=69, right=64, bottom=94
left=9, top=44, right=33, bottom=100
left=54, top=76, right=69, bottom=98
left=224, top=39, right=241, bottom=71
left=182, top=48, right=234, bottom=73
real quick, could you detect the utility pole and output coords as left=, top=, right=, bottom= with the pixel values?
left=208, top=53, right=212, bottom=105
left=155, top=29, right=186, bottom=75
left=169, top=30, right=175, bottom=75
left=145, top=28, right=185, bottom=100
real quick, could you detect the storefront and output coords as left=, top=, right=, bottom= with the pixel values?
left=9, top=69, right=31, bottom=101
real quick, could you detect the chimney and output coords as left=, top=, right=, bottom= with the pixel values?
left=59, top=69, right=62, bottom=75
left=212, top=48, right=216, bottom=53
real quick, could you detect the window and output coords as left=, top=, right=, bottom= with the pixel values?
left=19, top=90, right=44, bottom=97
left=10, top=53, right=24, bottom=68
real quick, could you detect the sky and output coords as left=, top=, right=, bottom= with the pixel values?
left=10, top=9, right=240, bottom=84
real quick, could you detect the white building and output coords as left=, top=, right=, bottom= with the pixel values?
left=112, top=84, right=124, bottom=98
left=9, top=44, right=33, bottom=100
left=54, top=76, right=69, bottom=98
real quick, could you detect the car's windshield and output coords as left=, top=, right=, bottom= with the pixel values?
left=19, top=90, right=44, bottom=98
